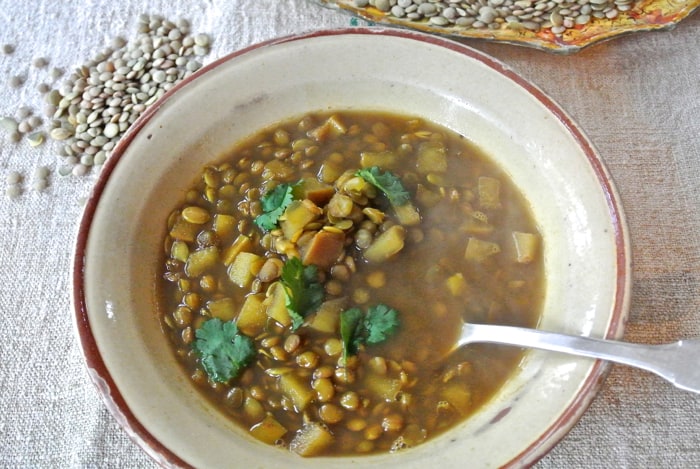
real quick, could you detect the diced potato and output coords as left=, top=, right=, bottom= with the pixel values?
left=459, top=217, right=494, bottom=236
left=212, top=214, right=237, bottom=241
left=249, top=414, right=288, bottom=444
left=441, top=384, right=472, bottom=414
left=170, top=240, right=190, bottom=263
left=307, top=115, right=347, bottom=142
left=301, top=229, right=345, bottom=269
left=278, top=373, right=314, bottom=411
left=289, top=422, right=334, bottom=457
left=227, top=252, right=264, bottom=288
left=222, top=234, right=253, bottom=266
left=206, top=297, right=237, bottom=322
left=365, top=372, right=402, bottom=401
left=265, top=282, right=291, bottom=327
left=292, top=178, right=335, bottom=206
left=394, top=202, right=421, bottom=226
left=363, top=225, right=406, bottom=263
left=236, top=293, right=266, bottom=336
left=360, top=150, right=399, bottom=170
left=446, top=273, right=467, bottom=296
left=415, top=184, right=442, bottom=208
left=280, top=200, right=321, bottom=240
left=512, top=231, right=539, bottom=263
left=307, top=297, right=347, bottom=333
left=263, top=159, right=295, bottom=180
left=184, top=246, right=219, bottom=277
left=317, top=161, right=343, bottom=184
left=464, top=237, right=501, bottom=263
left=478, top=176, right=501, bottom=210
left=416, top=142, right=447, bottom=174
left=169, top=216, right=199, bottom=242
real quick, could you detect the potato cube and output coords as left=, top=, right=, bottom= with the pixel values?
left=236, top=293, right=266, bottom=336
left=227, top=252, right=264, bottom=288
left=289, top=422, right=334, bottom=457
left=249, top=414, right=288, bottom=444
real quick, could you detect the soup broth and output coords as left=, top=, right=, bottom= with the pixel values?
left=159, top=111, right=544, bottom=456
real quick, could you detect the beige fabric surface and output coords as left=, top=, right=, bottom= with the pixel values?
left=0, top=1, right=698, bottom=467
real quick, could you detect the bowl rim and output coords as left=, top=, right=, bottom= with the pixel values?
left=72, top=27, right=631, bottom=469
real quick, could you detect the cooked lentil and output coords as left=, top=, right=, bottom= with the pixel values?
left=159, top=111, right=544, bottom=456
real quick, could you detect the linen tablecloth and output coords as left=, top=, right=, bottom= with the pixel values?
left=1, top=1, right=698, bottom=467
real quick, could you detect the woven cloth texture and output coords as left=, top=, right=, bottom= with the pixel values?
left=0, top=1, right=698, bottom=467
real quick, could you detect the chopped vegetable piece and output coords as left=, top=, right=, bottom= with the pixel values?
left=393, top=201, right=421, bottom=226
left=250, top=414, right=288, bottom=444
left=212, top=213, right=237, bottom=240
left=307, top=297, right=347, bottom=333
left=236, top=293, right=267, bottom=336
left=280, top=257, right=324, bottom=330
left=464, top=237, right=501, bottom=263
left=207, top=297, right=237, bottom=321
left=169, top=216, right=199, bottom=242
left=222, top=234, right=253, bottom=266
left=446, top=273, right=468, bottom=296
left=512, top=231, right=539, bottom=263
left=363, top=225, right=406, bottom=263
left=184, top=246, right=219, bottom=277
left=227, top=252, right=264, bottom=288
left=289, top=422, right=334, bottom=457
left=278, top=373, right=314, bottom=411
left=280, top=199, right=321, bottom=240
left=265, top=282, right=292, bottom=327
left=416, top=142, right=447, bottom=174
left=365, top=373, right=402, bottom=401
left=301, top=229, right=345, bottom=269
left=356, top=166, right=410, bottom=206
left=254, top=183, right=295, bottom=231
left=360, top=151, right=399, bottom=170
left=193, top=318, right=255, bottom=383
left=478, top=176, right=501, bottom=210
left=292, top=178, right=335, bottom=205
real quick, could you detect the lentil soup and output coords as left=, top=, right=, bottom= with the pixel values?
left=159, top=111, right=544, bottom=457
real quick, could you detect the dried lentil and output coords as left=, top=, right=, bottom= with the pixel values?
left=45, top=14, right=212, bottom=177
left=355, top=0, right=635, bottom=35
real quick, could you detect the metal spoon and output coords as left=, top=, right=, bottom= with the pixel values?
left=456, top=322, right=700, bottom=394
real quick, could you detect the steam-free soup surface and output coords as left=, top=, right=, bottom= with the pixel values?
left=159, top=111, right=544, bottom=456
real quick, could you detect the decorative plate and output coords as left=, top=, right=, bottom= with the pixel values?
left=312, top=0, right=699, bottom=53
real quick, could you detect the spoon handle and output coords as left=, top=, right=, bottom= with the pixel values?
left=460, top=323, right=700, bottom=394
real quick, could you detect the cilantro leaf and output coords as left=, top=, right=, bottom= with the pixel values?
left=280, top=257, right=324, bottom=330
left=254, top=183, right=295, bottom=231
left=193, top=318, right=256, bottom=383
left=340, top=307, right=364, bottom=361
left=364, top=304, right=400, bottom=344
left=340, top=303, right=401, bottom=359
left=356, top=166, right=410, bottom=206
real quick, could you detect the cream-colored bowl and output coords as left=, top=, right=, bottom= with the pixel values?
left=73, top=28, right=630, bottom=468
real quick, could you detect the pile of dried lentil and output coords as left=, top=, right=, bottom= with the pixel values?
left=354, top=0, right=634, bottom=33
left=1, top=14, right=211, bottom=198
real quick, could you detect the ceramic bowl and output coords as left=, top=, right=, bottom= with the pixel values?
left=73, top=28, right=631, bottom=468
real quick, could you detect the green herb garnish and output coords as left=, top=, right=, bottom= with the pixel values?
left=193, top=318, right=256, bottom=383
left=340, top=304, right=400, bottom=360
left=280, top=257, right=324, bottom=330
left=254, top=183, right=295, bottom=231
left=356, top=166, right=410, bottom=206
left=364, top=303, right=400, bottom=344
left=340, top=308, right=364, bottom=360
